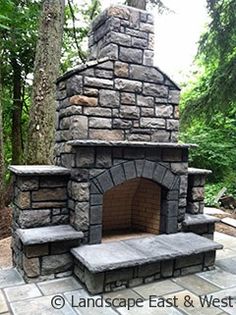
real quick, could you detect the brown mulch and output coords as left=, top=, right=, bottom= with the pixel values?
left=0, top=237, right=12, bottom=269
left=0, top=207, right=12, bottom=240
left=214, top=209, right=236, bottom=237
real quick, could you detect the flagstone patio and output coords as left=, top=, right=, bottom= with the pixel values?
left=0, top=232, right=235, bottom=315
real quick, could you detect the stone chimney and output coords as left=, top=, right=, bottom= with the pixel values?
left=88, top=5, right=155, bottom=66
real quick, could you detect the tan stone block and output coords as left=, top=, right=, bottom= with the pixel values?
left=70, top=95, right=97, bottom=106
left=89, top=129, right=124, bottom=141
left=32, top=188, right=67, bottom=202
left=114, top=62, right=129, bottom=77
left=107, top=7, right=130, bottom=19
left=16, top=191, right=30, bottom=209
left=25, top=244, right=49, bottom=258
left=23, top=255, right=40, bottom=277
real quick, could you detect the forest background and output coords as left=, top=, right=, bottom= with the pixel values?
left=0, top=0, right=235, bottom=211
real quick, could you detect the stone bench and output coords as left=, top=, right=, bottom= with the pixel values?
left=71, top=232, right=223, bottom=294
left=16, top=225, right=84, bottom=282
left=183, top=213, right=220, bottom=239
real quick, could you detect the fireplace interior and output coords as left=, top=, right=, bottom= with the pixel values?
left=103, top=178, right=162, bottom=241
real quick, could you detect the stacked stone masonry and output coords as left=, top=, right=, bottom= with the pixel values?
left=65, top=145, right=188, bottom=244
left=74, top=251, right=216, bottom=294
left=8, top=4, right=222, bottom=291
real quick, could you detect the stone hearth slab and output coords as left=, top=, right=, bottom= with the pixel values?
left=8, top=165, right=70, bottom=176
left=71, top=233, right=222, bottom=273
left=17, top=225, right=84, bottom=245
left=183, top=214, right=220, bottom=226
left=68, top=139, right=197, bottom=148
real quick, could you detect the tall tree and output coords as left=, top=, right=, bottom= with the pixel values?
left=181, top=0, right=236, bottom=122
left=27, top=0, right=65, bottom=164
left=0, top=65, right=5, bottom=209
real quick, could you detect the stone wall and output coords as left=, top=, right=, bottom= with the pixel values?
left=12, top=175, right=69, bottom=229
left=55, top=58, right=180, bottom=166
left=88, top=6, right=155, bottom=65
left=66, top=144, right=188, bottom=244
left=187, top=169, right=211, bottom=214
left=55, top=5, right=181, bottom=166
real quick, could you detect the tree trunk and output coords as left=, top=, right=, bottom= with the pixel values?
left=27, top=0, right=65, bottom=165
left=127, top=0, right=146, bottom=10
left=0, top=65, right=5, bottom=209
left=11, top=57, right=23, bottom=165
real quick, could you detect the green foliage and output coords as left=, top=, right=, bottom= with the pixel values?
left=180, top=112, right=236, bottom=182
left=180, top=0, right=236, bottom=204
left=181, top=0, right=236, bottom=122
left=204, top=183, right=223, bottom=207
left=62, top=0, right=101, bottom=71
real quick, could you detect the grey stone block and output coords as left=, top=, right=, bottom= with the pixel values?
left=71, top=182, right=89, bottom=201
left=17, top=225, right=84, bottom=245
left=84, top=268, right=105, bottom=294
left=120, top=92, right=136, bottom=105
left=130, top=65, right=163, bottom=83
left=123, top=161, right=137, bottom=180
left=84, top=77, right=113, bottom=88
left=181, top=264, right=203, bottom=276
left=161, top=260, right=173, bottom=277
left=89, top=117, right=112, bottom=128
left=70, top=115, right=88, bottom=140
left=126, top=28, right=148, bottom=39
left=204, top=251, right=216, bottom=267
left=110, top=164, right=125, bottom=186
left=143, top=50, right=154, bottom=66
left=89, top=225, right=102, bottom=244
left=143, top=83, right=168, bottom=97
left=167, top=190, right=179, bottom=201
left=165, top=216, right=178, bottom=234
left=18, top=210, right=51, bottom=228
left=66, top=75, right=83, bottom=96
left=164, top=200, right=179, bottom=217
left=76, top=147, right=95, bottom=168
left=132, top=36, right=148, bottom=48
left=119, top=47, right=143, bottom=64
left=97, top=171, right=114, bottom=192
left=115, top=78, right=142, bottom=92
left=176, top=253, right=203, bottom=269
left=120, top=106, right=140, bottom=119
left=90, top=206, right=102, bottom=224
left=166, top=119, right=179, bottom=131
left=152, top=163, right=166, bottom=184
left=99, top=89, right=120, bottom=108
left=90, top=193, right=103, bottom=205
left=96, top=147, right=112, bottom=168
left=23, top=255, right=40, bottom=278
left=162, top=170, right=175, bottom=189
left=41, top=253, right=73, bottom=275
left=138, top=262, right=160, bottom=277
left=17, top=177, right=39, bottom=191
left=113, top=119, right=132, bottom=129
left=142, top=160, right=156, bottom=179
left=140, top=117, right=165, bottom=128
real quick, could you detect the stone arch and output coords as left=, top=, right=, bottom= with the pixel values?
left=89, top=160, right=180, bottom=244
left=91, top=159, right=179, bottom=195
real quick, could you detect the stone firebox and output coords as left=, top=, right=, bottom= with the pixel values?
left=9, top=5, right=222, bottom=292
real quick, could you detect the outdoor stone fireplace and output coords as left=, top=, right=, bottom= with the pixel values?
left=9, top=5, right=222, bottom=292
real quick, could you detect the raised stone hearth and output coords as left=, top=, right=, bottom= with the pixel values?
left=72, top=232, right=222, bottom=294
left=9, top=4, right=222, bottom=291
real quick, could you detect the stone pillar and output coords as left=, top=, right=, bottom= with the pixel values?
left=88, top=5, right=155, bottom=66
left=187, top=168, right=212, bottom=214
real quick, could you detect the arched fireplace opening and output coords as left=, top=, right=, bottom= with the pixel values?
left=102, top=178, right=164, bottom=241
